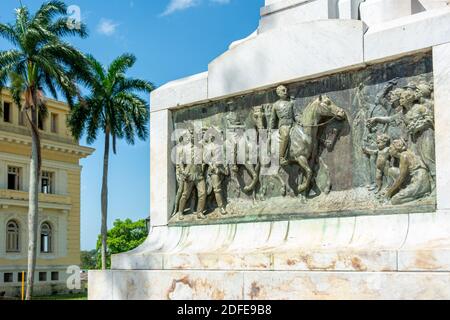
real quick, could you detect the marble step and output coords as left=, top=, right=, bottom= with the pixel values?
left=89, top=269, right=450, bottom=300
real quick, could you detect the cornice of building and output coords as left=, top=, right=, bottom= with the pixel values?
left=1, top=88, right=70, bottom=112
left=0, top=130, right=95, bottom=159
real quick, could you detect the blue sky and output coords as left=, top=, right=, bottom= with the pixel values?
left=0, top=0, right=264, bottom=249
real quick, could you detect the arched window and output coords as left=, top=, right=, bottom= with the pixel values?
left=40, top=222, right=53, bottom=253
left=6, top=220, right=20, bottom=252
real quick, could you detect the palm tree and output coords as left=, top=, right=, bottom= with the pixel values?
left=0, top=1, right=88, bottom=299
left=68, top=54, right=153, bottom=270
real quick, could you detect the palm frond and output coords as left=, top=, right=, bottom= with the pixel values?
left=9, top=72, right=26, bottom=108
left=0, top=71, right=7, bottom=93
left=86, top=54, right=106, bottom=81
left=39, top=41, right=86, bottom=66
left=114, top=92, right=149, bottom=144
left=86, top=102, right=103, bottom=144
left=0, top=50, right=24, bottom=71
left=115, top=78, right=154, bottom=94
left=68, top=52, right=152, bottom=150
left=49, top=17, right=88, bottom=38
left=107, top=53, right=136, bottom=81
left=67, top=102, right=88, bottom=140
left=33, top=0, right=67, bottom=26
left=14, top=6, right=30, bottom=35
left=42, top=72, right=58, bottom=99
left=0, top=23, right=20, bottom=46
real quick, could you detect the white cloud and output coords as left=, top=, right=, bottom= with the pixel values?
left=162, top=0, right=200, bottom=16
left=97, top=18, right=119, bottom=36
left=161, top=0, right=230, bottom=16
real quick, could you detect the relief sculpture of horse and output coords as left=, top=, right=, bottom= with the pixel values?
left=231, top=105, right=266, bottom=196
left=234, top=95, right=346, bottom=199
left=265, top=95, right=346, bottom=195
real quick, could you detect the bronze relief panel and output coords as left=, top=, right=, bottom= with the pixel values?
left=170, top=53, right=436, bottom=225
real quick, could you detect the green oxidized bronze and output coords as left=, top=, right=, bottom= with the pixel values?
left=171, top=53, right=436, bottom=225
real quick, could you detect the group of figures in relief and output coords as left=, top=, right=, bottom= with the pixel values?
left=172, top=78, right=435, bottom=221
left=354, top=77, right=435, bottom=205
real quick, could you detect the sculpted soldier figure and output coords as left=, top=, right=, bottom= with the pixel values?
left=270, top=85, right=295, bottom=166
left=226, top=100, right=246, bottom=173
left=203, top=131, right=229, bottom=215
left=176, top=127, right=207, bottom=220
left=172, top=134, right=186, bottom=217
left=386, top=139, right=431, bottom=205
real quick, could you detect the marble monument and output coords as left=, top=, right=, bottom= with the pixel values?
left=90, top=0, right=450, bottom=300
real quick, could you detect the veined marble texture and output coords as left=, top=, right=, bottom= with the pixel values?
left=89, top=270, right=450, bottom=300
left=88, top=210, right=450, bottom=300
left=112, top=211, right=450, bottom=272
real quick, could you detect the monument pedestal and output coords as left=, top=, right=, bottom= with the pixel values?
left=90, top=270, right=450, bottom=300
left=90, top=211, right=450, bottom=299
left=90, top=1, right=450, bottom=300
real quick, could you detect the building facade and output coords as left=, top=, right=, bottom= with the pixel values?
left=0, top=89, right=94, bottom=297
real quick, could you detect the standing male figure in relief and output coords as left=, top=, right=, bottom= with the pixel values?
left=270, top=85, right=295, bottom=166
left=176, top=127, right=207, bottom=220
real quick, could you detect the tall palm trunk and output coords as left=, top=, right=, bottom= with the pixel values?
left=25, top=106, right=41, bottom=300
left=101, top=128, right=110, bottom=269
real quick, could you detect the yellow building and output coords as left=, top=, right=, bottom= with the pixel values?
left=0, top=89, right=94, bottom=297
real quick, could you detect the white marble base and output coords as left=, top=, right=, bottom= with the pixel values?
left=110, top=211, right=450, bottom=272
left=89, top=270, right=450, bottom=300
left=88, top=211, right=450, bottom=300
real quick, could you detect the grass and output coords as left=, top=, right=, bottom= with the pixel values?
left=32, top=292, right=88, bottom=300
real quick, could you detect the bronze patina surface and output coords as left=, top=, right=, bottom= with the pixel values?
left=170, top=53, right=436, bottom=225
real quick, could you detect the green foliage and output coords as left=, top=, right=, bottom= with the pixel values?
left=33, top=293, right=87, bottom=300
left=67, top=53, right=154, bottom=153
left=0, top=0, right=90, bottom=111
left=95, top=218, right=148, bottom=269
left=0, top=0, right=90, bottom=299
left=80, top=250, right=97, bottom=270
left=68, top=52, right=154, bottom=270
